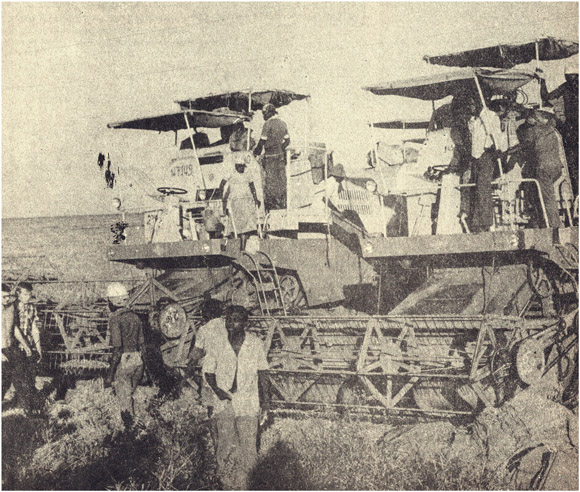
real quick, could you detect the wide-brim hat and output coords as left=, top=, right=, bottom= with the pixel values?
left=329, top=163, right=346, bottom=178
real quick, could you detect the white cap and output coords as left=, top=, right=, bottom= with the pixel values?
left=107, top=282, right=128, bottom=298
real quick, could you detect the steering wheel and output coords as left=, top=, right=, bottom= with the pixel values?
left=157, top=187, right=188, bottom=196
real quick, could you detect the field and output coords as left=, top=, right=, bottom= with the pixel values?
left=2, top=213, right=146, bottom=302
left=3, top=379, right=513, bottom=491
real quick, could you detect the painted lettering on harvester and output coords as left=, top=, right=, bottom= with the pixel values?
left=170, top=164, right=194, bottom=177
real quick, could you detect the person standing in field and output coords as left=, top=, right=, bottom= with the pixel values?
left=104, top=282, right=145, bottom=426
left=203, top=305, right=270, bottom=489
left=185, top=298, right=226, bottom=443
left=253, top=103, right=291, bottom=212
left=2, top=283, right=15, bottom=400
left=12, top=282, right=43, bottom=414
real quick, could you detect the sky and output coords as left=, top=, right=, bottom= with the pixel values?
left=2, top=2, right=578, bottom=218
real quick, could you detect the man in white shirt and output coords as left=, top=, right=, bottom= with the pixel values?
left=203, top=305, right=270, bottom=490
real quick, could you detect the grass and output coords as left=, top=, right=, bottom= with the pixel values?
left=256, top=414, right=508, bottom=490
left=4, top=380, right=218, bottom=490
left=4, top=382, right=515, bottom=490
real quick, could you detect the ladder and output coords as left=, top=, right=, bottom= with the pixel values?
left=241, top=251, right=287, bottom=316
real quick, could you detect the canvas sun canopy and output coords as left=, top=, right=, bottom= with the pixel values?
left=371, top=120, right=430, bottom=130
left=363, top=68, right=537, bottom=101
left=424, top=37, right=579, bottom=69
left=176, top=89, right=309, bottom=113
left=107, top=109, right=249, bottom=132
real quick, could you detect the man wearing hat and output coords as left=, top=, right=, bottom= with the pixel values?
left=520, top=106, right=565, bottom=228
left=253, top=103, right=291, bottom=211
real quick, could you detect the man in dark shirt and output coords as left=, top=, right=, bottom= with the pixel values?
left=253, top=103, right=291, bottom=211
left=519, top=107, right=565, bottom=228
left=104, top=282, right=145, bottom=422
left=548, top=64, right=578, bottom=195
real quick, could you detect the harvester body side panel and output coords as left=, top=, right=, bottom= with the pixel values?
left=361, top=227, right=578, bottom=259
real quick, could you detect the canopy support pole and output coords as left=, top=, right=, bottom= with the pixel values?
left=536, top=40, right=543, bottom=109
left=472, top=70, right=504, bottom=177
left=183, top=112, right=206, bottom=190
left=247, top=90, right=252, bottom=149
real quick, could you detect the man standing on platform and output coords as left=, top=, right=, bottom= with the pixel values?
left=253, top=103, right=291, bottom=212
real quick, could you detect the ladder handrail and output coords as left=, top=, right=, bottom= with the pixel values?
left=256, top=251, right=288, bottom=316
left=242, top=252, right=271, bottom=316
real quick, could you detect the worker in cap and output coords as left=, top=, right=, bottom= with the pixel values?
left=519, top=105, right=565, bottom=228
left=253, top=103, right=291, bottom=212
left=547, top=63, right=578, bottom=194
left=105, top=282, right=145, bottom=427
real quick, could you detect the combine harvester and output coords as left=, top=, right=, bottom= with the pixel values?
left=39, top=38, right=578, bottom=419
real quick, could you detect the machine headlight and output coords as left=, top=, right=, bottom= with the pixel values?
left=198, top=190, right=206, bottom=201
left=365, top=180, right=378, bottom=193
left=112, top=198, right=122, bottom=210
left=363, top=241, right=374, bottom=255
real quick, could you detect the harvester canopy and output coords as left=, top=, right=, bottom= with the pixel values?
left=107, top=108, right=249, bottom=132
left=176, top=89, right=310, bottom=113
left=363, top=67, right=537, bottom=100
left=423, top=37, right=579, bottom=68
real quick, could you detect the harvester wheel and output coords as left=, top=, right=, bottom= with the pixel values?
left=159, top=303, right=188, bottom=339
left=516, top=338, right=546, bottom=386
left=279, top=274, right=306, bottom=310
